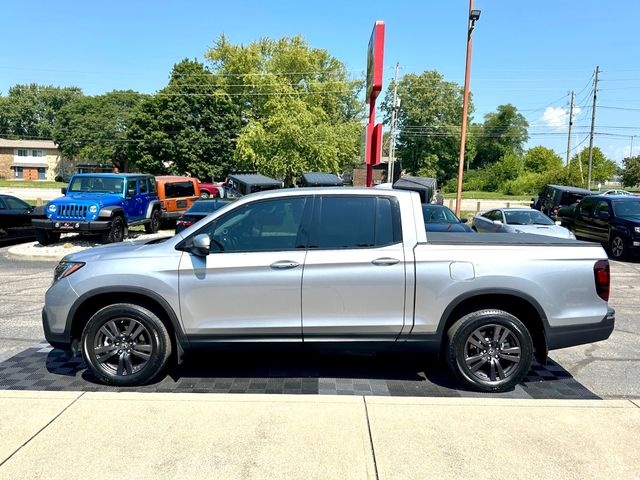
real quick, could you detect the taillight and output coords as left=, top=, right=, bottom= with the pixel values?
left=176, top=220, right=195, bottom=228
left=552, top=206, right=559, bottom=215
left=594, top=259, right=610, bottom=301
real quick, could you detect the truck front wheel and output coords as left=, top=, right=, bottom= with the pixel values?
left=35, top=230, right=61, bottom=246
left=445, top=309, right=533, bottom=392
left=101, top=216, right=125, bottom=243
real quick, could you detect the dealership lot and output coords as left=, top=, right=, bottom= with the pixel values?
left=0, top=246, right=638, bottom=399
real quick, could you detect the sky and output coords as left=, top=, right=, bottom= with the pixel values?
left=1, top=0, right=638, bottom=164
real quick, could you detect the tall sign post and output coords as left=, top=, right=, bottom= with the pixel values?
left=365, top=21, right=385, bottom=187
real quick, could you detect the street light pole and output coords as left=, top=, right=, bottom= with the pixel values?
left=455, top=1, right=480, bottom=216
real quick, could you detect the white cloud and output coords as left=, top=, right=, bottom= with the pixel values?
left=540, top=106, right=582, bottom=131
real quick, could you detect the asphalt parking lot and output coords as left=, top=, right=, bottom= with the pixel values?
left=0, top=247, right=638, bottom=399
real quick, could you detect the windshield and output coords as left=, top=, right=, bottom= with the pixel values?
left=187, top=200, right=231, bottom=214
left=612, top=200, right=640, bottom=217
left=69, top=176, right=124, bottom=194
left=504, top=210, right=554, bottom=225
left=422, top=205, right=460, bottom=224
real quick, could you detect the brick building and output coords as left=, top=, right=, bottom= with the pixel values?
left=0, top=139, right=77, bottom=181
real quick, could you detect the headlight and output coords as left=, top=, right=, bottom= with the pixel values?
left=634, top=227, right=640, bottom=234
left=53, top=261, right=85, bottom=282
left=48, top=204, right=57, bottom=212
left=89, top=205, right=98, bottom=214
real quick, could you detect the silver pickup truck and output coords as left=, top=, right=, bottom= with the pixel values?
left=43, top=188, right=614, bottom=392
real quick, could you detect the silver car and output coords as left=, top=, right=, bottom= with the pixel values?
left=473, top=208, right=576, bottom=239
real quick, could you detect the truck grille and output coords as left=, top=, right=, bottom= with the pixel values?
left=56, top=204, right=89, bottom=220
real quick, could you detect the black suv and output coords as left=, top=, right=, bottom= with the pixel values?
left=531, top=184, right=593, bottom=219
left=567, top=195, right=640, bottom=259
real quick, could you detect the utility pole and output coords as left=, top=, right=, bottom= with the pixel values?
left=566, top=91, right=574, bottom=167
left=587, top=65, right=600, bottom=190
left=631, top=135, right=635, bottom=158
left=388, top=62, right=400, bottom=184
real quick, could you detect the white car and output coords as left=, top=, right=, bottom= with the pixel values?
left=472, top=208, right=576, bottom=239
left=601, top=189, right=634, bottom=196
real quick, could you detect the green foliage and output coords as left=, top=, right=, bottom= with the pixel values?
left=127, top=59, right=242, bottom=179
left=206, top=35, right=362, bottom=183
left=0, top=84, right=83, bottom=137
left=523, top=146, right=563, bottom=174
left=622, top=155, right=640, bottom=187
left=568, top=147, right=617, bottom=186
left=53, top=90, right=147, bottom=171
left=473, top=104, right=529, bottom=168
left=381, top=71, right=470, bottom=183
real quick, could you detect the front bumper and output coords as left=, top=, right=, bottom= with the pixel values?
left=42, top=308, right=72, bottom=351
left=33, top=218, right=112, bottom=233
left=546, top=307, right=615, bottom=350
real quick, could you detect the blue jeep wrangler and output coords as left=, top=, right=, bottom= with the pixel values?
left=32, top=173, right=162, bottom=245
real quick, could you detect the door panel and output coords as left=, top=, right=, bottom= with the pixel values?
left=178, top=250, right=306, bottom=338
left=302, top=244, right=406, bottom=340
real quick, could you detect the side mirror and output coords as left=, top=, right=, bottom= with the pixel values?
left=191, top=233, right=211, bottom=256
left=492, top=220, right=503, bottom=225
left=460, top=218, right=468, bottom=224
left=555, top=220, right=562, bottom=226
left=127, top=188, right=137, bottom=198
left=61, top=187, right=67, bottom=195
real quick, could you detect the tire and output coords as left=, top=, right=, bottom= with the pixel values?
left=445, top=309, right=533, bottom=392
left=609, top=235, right=628, bottom=260
left=100, top=216, right=125, bottom=243
left=200, top=191, right=210, bottom=199
left=144, top=209, right=161, bottom=234
left=81, top=303, right=172, bottom=386
left=35, top=230, right=61, bottom=246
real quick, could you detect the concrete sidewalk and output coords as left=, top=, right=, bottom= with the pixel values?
left=0, top=392, right=638, bottom=480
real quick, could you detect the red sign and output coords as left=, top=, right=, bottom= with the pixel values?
left=366, top=21, right=385, bottom=104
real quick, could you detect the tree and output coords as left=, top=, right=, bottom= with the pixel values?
left=523, top=146, right=563, bottom=174
left=235, top=98, right=360, bottom=185
left=473, top=104, right=529, bottom=168
left=381, top=71, right=470, bottom=182
left=53, top=90, right=147, bottom=172
left=127, top=60, right=242, bottom=180
left=622, top=155, right=640, bottom=188
left=0, top=84, right=83, bottom=138
left=568, top=147, right=617, bottom=186
left=205, top=36, right=363, bottom=182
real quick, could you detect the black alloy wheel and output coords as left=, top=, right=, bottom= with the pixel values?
left=81, top=303, right=172, bottom=386
left=144, top=209, right=161, bottom=234
left=446, top=309, right=533, bottom=392
left=609, top=235, right=627, bottom=260
left=101, top=216, right=125, bottom=243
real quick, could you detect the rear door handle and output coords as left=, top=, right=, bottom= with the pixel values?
left=270, top=260, right=300, bottom=270
left=371, top=257, right=400, bottom=266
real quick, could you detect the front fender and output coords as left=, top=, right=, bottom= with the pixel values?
left=98, top=206, right=125, bottom=219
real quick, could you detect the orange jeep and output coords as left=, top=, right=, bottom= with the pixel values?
left=156, top=176, right=201, bottom=222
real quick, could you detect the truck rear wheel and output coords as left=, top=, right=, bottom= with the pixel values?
left=144, top=209, right=161, bottom=234
left=35, top=230, right=60, bottom=246
left=101, top=216, right=125, bottom=243
left=445, top=309, right=533, bottom=392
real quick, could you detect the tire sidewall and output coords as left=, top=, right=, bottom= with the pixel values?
left=448, top=310, right=533, bottom=392
left=81, top=304, right=170, bottom=386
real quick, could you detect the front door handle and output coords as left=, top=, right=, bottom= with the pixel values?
left=270, top=260, right=300, bottom=270
left=371, top=257, right=400, bottom=266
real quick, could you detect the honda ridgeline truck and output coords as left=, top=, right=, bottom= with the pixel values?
left=33, top=174, right=162, bottom=245
left=42, top=188, right=614, bottom=392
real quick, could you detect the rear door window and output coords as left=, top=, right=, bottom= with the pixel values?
left=578, top=198, right=595, bottom=217
left=309, top=196, right=401, bottom=249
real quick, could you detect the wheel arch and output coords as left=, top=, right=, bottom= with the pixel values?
left=67, top=287, right=188, bottom=360
left=439, top=289, right=548, bottom=364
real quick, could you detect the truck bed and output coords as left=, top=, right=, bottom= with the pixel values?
left=424, top=232, right=595, bottom=246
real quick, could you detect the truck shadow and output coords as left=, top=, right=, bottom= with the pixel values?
left=0, top=344, right=600, bottom=399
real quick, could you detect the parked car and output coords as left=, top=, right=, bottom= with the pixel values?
left=473, top=208, right=575, bottom=239
left=0, top=195, right=45, bottom=245
left=32, top=174, right=162, bottom=245
left=223, top=172, right=282, bottom=199
left=422, top=204, right=473, bottom=232
left=156, top=176, right=201, bottom=223
left=601, top=189, right=634, bottom=196
left=565, top=194, right=640, bottom=259
left=197, top=180, right=223, bottom=199
left=297, top=172, right=343, bottom=187
left=43, top=188, right=613, bottom=392
left=175, top=199, right=232, bottom=233
left=393, top=176, right=443, bottom=204
left=531, top=184, right=593, bottom=219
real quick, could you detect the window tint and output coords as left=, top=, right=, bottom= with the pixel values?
left=4, top=196, right=28, bottom=209
left=579, top=198, right=595, bottom=216
left=139, top=178, right=148, bottom=194
left=126, top=179, right=137, bottom=197
left=164, top=181, right=195, bottom=198
left=148, top=177, right=157, bottom=195
left=204, top=197, right=307, bottom=252
left=309, top=196, right=401, bottom=249
left=596, top=201, right=610, bottom=214
left=0, top=198, right=6, bottom=209
left=560, top=192, right=586, bottom=206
